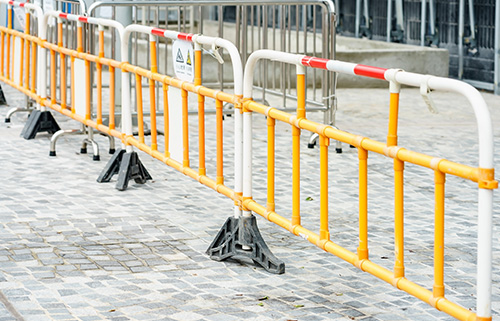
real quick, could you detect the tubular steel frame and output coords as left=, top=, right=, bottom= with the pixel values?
left=0, top=1, right=496, bottom=320
left=242, top=49, right=496, bottom=321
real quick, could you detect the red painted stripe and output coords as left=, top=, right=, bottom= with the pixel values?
left=151, top=28, right=165, bottom=37
left=19, top=3, right=24, bottom=7
left=59, top=13, right=68, bottom=19
left=353, top=64, right=387, bottom=80
left=177, top=32, right=193, bottom=42
left=78, top=16, right=88, bottom=23
left=301, top=56, right=329, bottom=69
left=8, top=1, right=14, bottom=5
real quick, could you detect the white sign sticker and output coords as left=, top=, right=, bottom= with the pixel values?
left=172, top=40, right=194, bottom=83
left=13, top=7, right=25, bottom=30
left=74, top=58, right=88, bottom=117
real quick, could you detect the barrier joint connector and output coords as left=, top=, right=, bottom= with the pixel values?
left=478, top=168, right=498, bottom=189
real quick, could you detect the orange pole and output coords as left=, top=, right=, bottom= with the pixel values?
left=6, top=7, right=11, bottom=80
left=292, top=72, right=306, bottom=228
left=96, top=30, right=104, bottom=125
left=387, top=91, right=400, bottom=146
left=0, top=29, right=4, bottom=77
left=71, top=55, right=75, bottom=113
left=434, top=170, right=446, bottom=298
left=50, top=48, right=56, bottom=104
left=85, top=58, right=91, bottom=120
left=135, top=74, right=145, bottom=144
left=358, top=147, right=369, bottom=260
left=394, top=157, right=405, bottom=279
left=216, top=99, right=224, bottom=185
left=319, top=135, right=330, bottom=243
left=163, top=83, right=169, bottom=157
left=109, top=66, right=115, bottom=129
left=58, top=22, right=66, bottom=108
left=19, top=17, right=25, bottom=87
left=149, top=39, right=158, bottom=151
left=267, top=116, right=275, bottom=212
left=24, top=12, right=30, bottom=90
left=182, top=88, right=189, bottom=168
left=194, top=47, right=205, bottom=176
left=30, top=41, right=36, bottom=93
left=77, top=25, right=83, bottom=52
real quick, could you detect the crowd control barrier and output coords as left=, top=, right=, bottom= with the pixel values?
left=0, top=1, right=496, bottom=320
left=241, top=49, right=497, bottom=321
left=0, top=0, right=44, bottom=124
left=87, top=0, right=339, bottom=150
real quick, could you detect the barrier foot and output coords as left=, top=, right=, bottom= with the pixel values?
left=0, top=84, right=7, bottom=105
left=97, top=149, right=152, bottom=191
left=20, top=110, right=61, bottom=140
left=206, top=215, right=285, bottom=274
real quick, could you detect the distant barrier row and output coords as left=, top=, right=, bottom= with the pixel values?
left=0, top=1, right=496, bottom=320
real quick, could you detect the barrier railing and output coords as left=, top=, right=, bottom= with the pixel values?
left=86, top=0, right=337, bottom=137
left=98, top=24, right=246, bottom=198
left=0, top=0, right=41, bottom=117
left=0, top=1, right=496, bottom=319
left=241, top=49, right=497, bottom=321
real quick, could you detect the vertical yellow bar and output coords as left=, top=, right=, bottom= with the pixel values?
left=358, top=147, right=369, bottom=260
left=71, top=56, right=75, bottom=113
left=6, top=7, right=11, bottom=80
left=149, top=40, right=158, bottom=151
left=30, top=42, right=36, bottom=93
left=434, top=170, right=445, bottom=298
left=387, top=92, right=400, bottom=147
left=394, top=158, right=405, bottom=279
left=182, top=88, right=189, bottom=168
left=50, top=49, right=56, bottom=104
left=267, top=116, right=275, bottom=212
left=319, top=135, right=330, bottom=242
left=19, top=18, right=25, bottom=87
left=163, top=83, right=169, bottom=157
left=77, top=25, right=83, bottom=52
left=58, top=23, right=66, bottom=108
left=0, top=30, right=4, bottom=77
left=109, top=66, right=115, bottom=129
left=85, top=59, right=91, bottom=120
left=292, top=73, right=306, bottom=227
left=96, top=30, right=104, bottom=124
left=135, top=74, right=144, bottom=144
left=194, top=47, right=205, bottom=175
left=24, top=12, right=30, bottom=89
left=216, top=99, right=224, bottom=185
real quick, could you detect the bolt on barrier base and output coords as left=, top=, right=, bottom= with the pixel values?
left=97, top=149, right=152, bottom=191
left=20, top=110, right=61, bottom=140
left=206, top=215, right=285, bottom=274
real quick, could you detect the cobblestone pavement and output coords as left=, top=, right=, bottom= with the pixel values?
left=0, top=83, right=498, bottom=321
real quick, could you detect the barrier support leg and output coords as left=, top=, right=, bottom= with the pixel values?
left=20, top=109, right=61, bottom=140
left=206, top=215, right=285, bottom=274
left=97, top=149, right=152, bottom=191
left=0, top=83, right=7, bottom=106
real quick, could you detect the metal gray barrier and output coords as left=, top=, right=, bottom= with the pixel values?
left=87, top=0, right=337, bottom=142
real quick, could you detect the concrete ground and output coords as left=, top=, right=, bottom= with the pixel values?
left=0, top=82, right=498, bottom=321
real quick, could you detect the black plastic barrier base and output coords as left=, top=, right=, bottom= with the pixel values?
left=20, top=110, right=60, bottom=140
left=97, top=149, right=152, bottom=191
left=207, top=215, right=285, bottom=274
left=0, top=84, right=7, bottom=105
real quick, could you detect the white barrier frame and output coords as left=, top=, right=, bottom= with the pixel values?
left=243, top=49, right=495, bottom=320
left=122, top=25, right=244, bottom=218
left=1, top=0, right=45, bottom=109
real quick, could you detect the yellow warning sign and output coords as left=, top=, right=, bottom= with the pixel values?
left=186, top=51, right=192, bottom=66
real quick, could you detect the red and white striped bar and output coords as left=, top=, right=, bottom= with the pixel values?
left=301, top=56, right=388, bottom=80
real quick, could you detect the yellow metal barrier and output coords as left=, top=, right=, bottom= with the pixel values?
left=241, top=50, right=497, bottom=321
left=0, top=1, right=496, bottom=320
